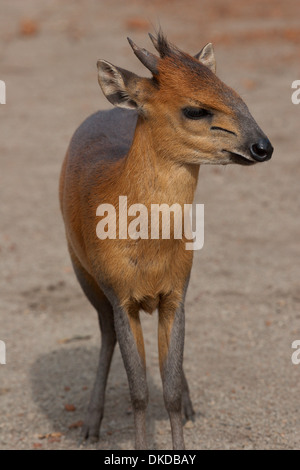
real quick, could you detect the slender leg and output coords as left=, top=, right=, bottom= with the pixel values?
left=158, top=301, right=185, bottom=450
left=113, top=305, right=148, bottom=449
left=69, top=249, right=116, bottom=442
left=182, top=369, right=195, bottom=422
left=82, top=298, right=116, bottom=441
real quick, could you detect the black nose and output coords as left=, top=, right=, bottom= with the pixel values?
left=250, top=138, right=273, bottom=162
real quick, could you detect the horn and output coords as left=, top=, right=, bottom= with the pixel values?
left=127, top=37, right=159, bottom=75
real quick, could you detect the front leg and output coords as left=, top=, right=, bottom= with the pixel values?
left=158, top=298, right=185, bottom=450
left=113, top=303, right=148, bottom=449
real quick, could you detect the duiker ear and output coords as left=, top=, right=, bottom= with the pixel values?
left=194, top=43, right=216, bottom=74
left=97, top=60, right=142, bottom=110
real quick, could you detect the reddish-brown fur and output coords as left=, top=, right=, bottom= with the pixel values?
left=59, top=33, right=272, bottom=449
left=60, top=120, right=196, bottom=311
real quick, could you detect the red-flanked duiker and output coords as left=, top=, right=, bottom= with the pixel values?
left=59, top=32, right=273, bottom=449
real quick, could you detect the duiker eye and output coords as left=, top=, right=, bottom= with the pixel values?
left=183, top=107, right=212, bottom=120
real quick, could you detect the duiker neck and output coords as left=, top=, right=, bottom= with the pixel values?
left=122, top=115, right=200, bottom=206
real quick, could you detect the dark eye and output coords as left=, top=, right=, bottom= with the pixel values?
left=182, top=107, right=212, bottom=120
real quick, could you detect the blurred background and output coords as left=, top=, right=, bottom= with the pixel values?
left=0, top=0, right=299, bottom=450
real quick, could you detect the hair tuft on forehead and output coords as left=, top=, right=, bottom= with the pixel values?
left=154, top=30, right=181, bottom=59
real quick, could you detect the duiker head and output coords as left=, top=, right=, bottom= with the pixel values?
left=97, top=32, right=273, bottom=166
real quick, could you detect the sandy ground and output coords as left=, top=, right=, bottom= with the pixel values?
left=0, top=0, right=300, bottom=450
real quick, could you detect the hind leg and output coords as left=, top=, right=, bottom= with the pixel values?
left=69, top=248, right=116, bottom=442
left=82, top=297, right=116, bottom=441
left=182, top=370, right=195, bottom=423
